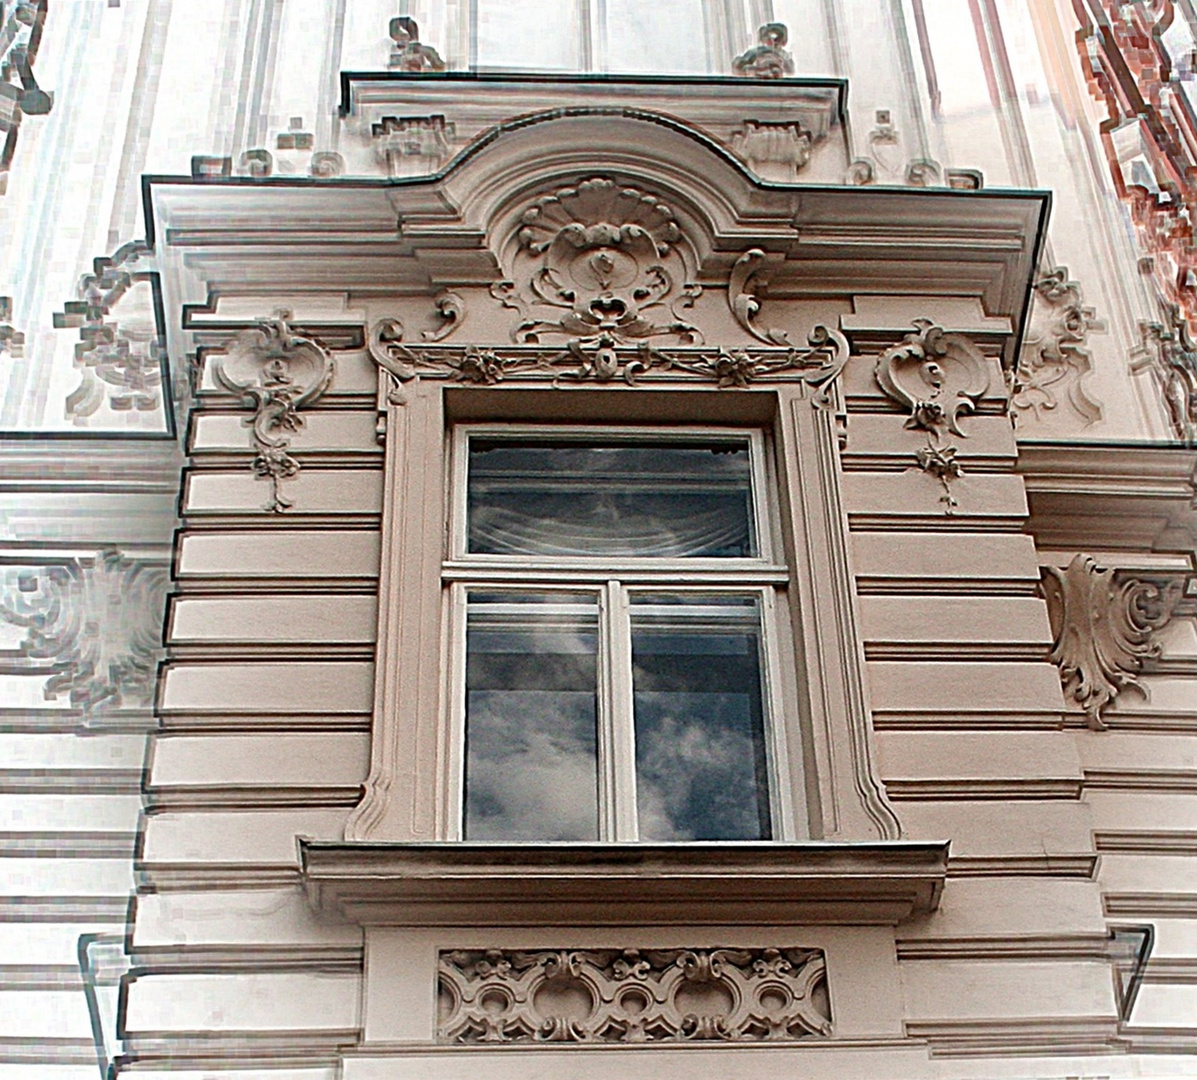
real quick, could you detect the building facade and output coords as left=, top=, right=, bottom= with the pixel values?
left=2, top=3, right=1197, bottom=1078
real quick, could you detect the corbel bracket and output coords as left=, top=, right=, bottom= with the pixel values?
left=1041, top=554, right=1197, bottom=728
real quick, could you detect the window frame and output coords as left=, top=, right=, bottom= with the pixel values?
left=442, top=423, right=804, bottom=843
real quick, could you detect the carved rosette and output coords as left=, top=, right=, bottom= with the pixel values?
left=492, top=178, right=701, bottom=350
left=873, top=321, right=990, bottom=513
left=0, top=549, right=167, bottom=718
left=438, top=947, right=831, bottom=1044
left=211, top=312, right=334, bottom=512
left=1042, top=555, right=1197, bottom=729
left=1013, top=267, right=1104, bottom=426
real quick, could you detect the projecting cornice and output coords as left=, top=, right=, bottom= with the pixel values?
left=298, top=841, right=949, bottom=928
left=145, top=79, right=1048, bottom=372
left=1018, top=441, right=1197, bottom=554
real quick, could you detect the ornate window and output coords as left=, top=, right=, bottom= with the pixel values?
left=446, top=426, right=806, bottom=842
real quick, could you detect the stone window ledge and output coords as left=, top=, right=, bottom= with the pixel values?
left=298, top=840, right=948, bottom=927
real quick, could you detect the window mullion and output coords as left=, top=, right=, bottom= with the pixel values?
left=604, top=579, right=639, bottom=841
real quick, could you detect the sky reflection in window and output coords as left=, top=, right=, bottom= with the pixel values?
left=464, top=593, right=599, bottom=840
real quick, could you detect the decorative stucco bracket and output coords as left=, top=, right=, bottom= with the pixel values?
left=1041, top=554, right=1197, bottom=728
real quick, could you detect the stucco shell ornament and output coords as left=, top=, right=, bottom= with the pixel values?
left=503, top=178, right=702, bottom=347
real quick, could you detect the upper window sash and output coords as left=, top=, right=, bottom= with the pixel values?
left=449, top=425, right=777, bottom=566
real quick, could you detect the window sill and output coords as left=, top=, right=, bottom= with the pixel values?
left=298, top=840, right=948, bottom=927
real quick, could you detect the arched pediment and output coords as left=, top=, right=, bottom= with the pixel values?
left=430, top=108, right=797, bottom=268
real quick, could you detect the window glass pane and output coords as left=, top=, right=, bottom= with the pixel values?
left=464, top=592, right=599, bottom=840
left=467, top=438, right=756, bottom=558
left=630, top=593, right=772, bottom=841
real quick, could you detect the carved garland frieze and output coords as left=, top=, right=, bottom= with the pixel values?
left=211, top=312, right=334, bottom=513
left=438, top=947, right=831, bottom=1045
left=0, top=548, right=167, bottom=718
left=874, top=321, right=990, bottom=513
left=1013, top=267, right=1104, bottom=426
left=368, top=324, right=849, bottom=404
left=1042, top=555, right=1197, bottom=729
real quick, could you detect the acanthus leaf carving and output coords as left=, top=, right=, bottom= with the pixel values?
left=1013, top=267, right=1104, bottom=426
left=498, top=177, right=701, bottom=349
left=732, top=23, right=795, bottom=79
left=211, top=311, right=334, bottom=513
left=728, top=248, right=792, bottom=346
left=874, top=321, right=990, bottom=513
left=438, top=946, right=831, bottom=1045
left=0, top=548, right=167, bottom=719
left=1042, top=555, right=1197, bottom=728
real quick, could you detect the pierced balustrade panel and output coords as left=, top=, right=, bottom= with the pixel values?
left=437, top=945, right=832, bottom=1044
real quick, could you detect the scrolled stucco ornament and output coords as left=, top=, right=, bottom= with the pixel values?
left=387, top=16, right=445, bottom=72
left=728, top=249, right=792, bottom=346
left=874, top=320, right=989, bottom=513
left=438, top=946, right=831, bottom=1044
left=1137, top=304, right=1197, bottom=444
left=1013, top=267, right=1103, bottom=426
left=496, top=177, right=701, bottom=349
left=212, top=312, right=334, bottom=512
left=1042, top=555, right=1197, bottom=728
